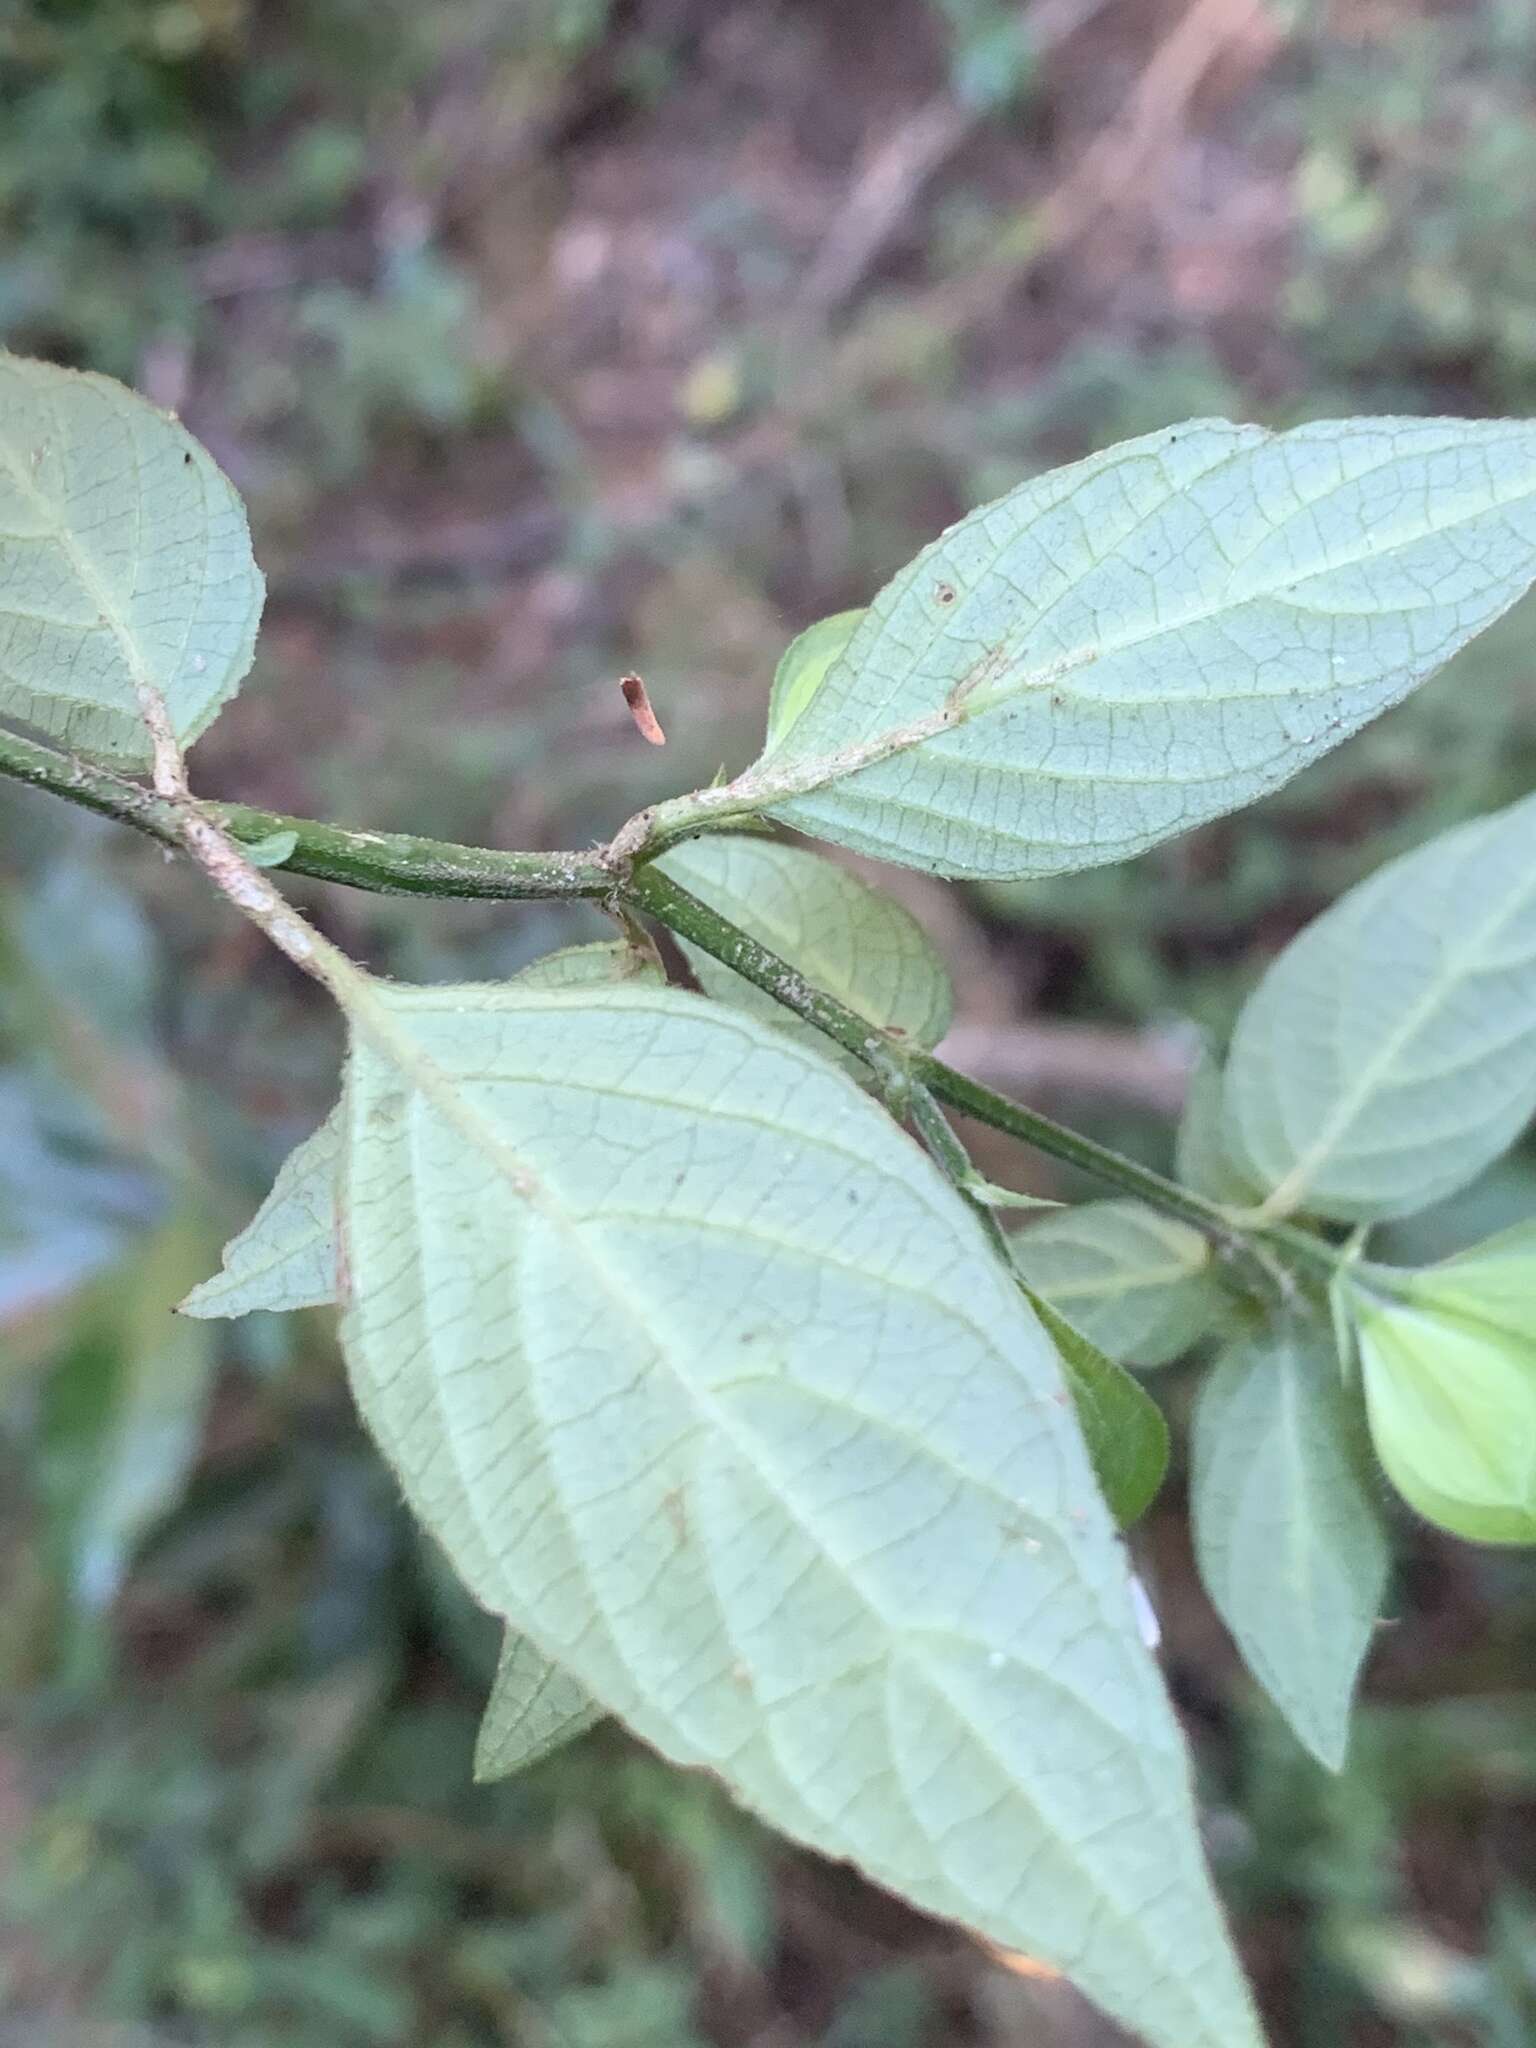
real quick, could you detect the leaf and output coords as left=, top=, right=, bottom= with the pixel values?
left=1191, top=1320, right=1387, bottom=1770
left=180, top=1109, right=341, bottom=1320
left=1223, top=790, right=1536, bottom=1221
left=765, top=609, right=865, bottom=749
left=0, top=354, right=264, bottom=765
left=1175, top=1054, right=1261, bottom=1208
left=657, top=836, right=952, bottom=1062
left=180, top=945, right=661, bottom=1321
left=512, top=939, right=666, bottom=991
left=243, top=827, right=299, bottom=869
left=752, top=417, right=1536, bottom=879
left=337, top=979, right=1262, bottom=2048
left=1021, top=1286, right=1170, bottom=1525
left=473, top=1628, right=604, bottom=1782
left=1010, top=1201, right=1223, bottom=1367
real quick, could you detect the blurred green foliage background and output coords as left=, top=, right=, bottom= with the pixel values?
left=3, top=2, right=1536, bottom=2042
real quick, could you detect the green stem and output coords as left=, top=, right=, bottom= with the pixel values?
left=0, top=721, right=1345, bottom=1289
left=625, top=864, right=1246, bottom=1246
left=0, top=726, right=611, bottom=900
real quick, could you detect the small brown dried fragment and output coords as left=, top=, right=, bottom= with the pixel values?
left=620, top=674, right=667, bottom=745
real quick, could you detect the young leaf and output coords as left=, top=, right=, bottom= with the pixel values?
left=752, top=418, right=1536, bottom=879
left=337, top=982, right=1262, bottom=2048
left=474, top=1628, right=604, bottom=1782
left=180, top=1109, right=341, bottom=1320
left=1223, top=790, right=1536, bottom=1221
left=1011, top=1200, right=1223, bottom=1367
left=0, top=354, right=264, bottom=765
left=1344, top=1228, right=1536, bottom=1545
left=765, top=608, right=865, bottom=750
left=1192, top=1320, right=1387, bottom=1770
left=180, top=945, right=660, bottom=1322
left=1021, top=1286, right=1170, bottom=1525
left=657, top=836, right=952, bottom=1060
left=511, top=939, right=666, bottom=991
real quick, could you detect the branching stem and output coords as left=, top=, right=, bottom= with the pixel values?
left=0, top=718, right=1342, bottom=1293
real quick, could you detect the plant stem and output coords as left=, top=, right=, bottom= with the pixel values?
left=625, top=864, right=1239, bottom=1243
left=0, top=726, right=612, bottom=900
left=0, top=721, right=1345, bottom=1285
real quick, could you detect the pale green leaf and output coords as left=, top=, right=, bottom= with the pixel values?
left=474, top=1628, right=604, bottom=1782
left=336, top=980, right=1262, bottom=2048
left=658, top=836, right=951, bottom=1062
left=180, top=947, right=660, bottom=1322
left=1192, top=1320, right=1387, bottom=1770
left=1223, top=790, right=1536, bottom=1221
left=1011, top=1200, right=1223, bottom=1367
left=1021, top=1287, right=1170, bottom=1524
left=0, top=354, right=264, bottom=765
left=242, top=827, right=299, bottom=869
left=1175, top=1054, right=1262, bottom=1208
left=765, top=609, right=864, bottom=749
left=512, top=940, right=665, bottom=991
left=753, top=418, right=1536, bottom=879
left=180, top=1110, right=341, bottom=1320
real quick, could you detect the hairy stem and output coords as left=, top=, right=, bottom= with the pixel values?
left=0, top=726, right=612, bottom=899
left=0, top=720, right=1342, bottom=1287
left=626, top=867, right=1221, bottom=1234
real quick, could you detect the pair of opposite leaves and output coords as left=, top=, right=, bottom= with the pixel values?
left=15, top=358, right=1536, bottom=2048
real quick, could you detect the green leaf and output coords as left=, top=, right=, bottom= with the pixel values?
left=752, top=418, right=1536, bottom=879
left=1345, top=1230, right=1536, bottom=1546
left=180, top=1110, right=341, bottom=1320
left=473, top=1628, right=604, bottom=1781
left=1223, top=790, right=1536, bottom=1221
left=765, top=609, right=865, bottom=750
left=337, top=980, right=1262, bottom=2048
left=1175, top=1054, right=1261, bottom=1208
left=511, top=939, right=666, bottom=991
left=0, top=354, right=264, bottom=765
left=657, top=836, right=951, bottom=1062
left=1021, top=1287, right=1170, bottom=1524
left=180, top=946, right=661, bottom=1322
left=241, top=827, right=299, bottom=869
left=1192, top=1320, right=1387, bottom=1769
left=1011, top=1200, right=1223, bottom=1367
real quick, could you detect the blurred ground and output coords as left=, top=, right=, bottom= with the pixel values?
left=3, top=2, right=1536, bottom=2043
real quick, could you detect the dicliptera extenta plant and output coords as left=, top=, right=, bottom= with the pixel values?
left=6, top=349, right=1536, bottom=2048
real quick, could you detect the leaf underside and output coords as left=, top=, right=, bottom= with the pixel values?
left=658, top=835, right=952, bottom=1062
left=181, top=1109, right=341, bottom=1320
left=1224, top=789, right=1536, bottom=1220
left=473, top=1627, right=604, bottom=1781
left=181, top=945, right=662, bottom=1321
left=763, top=417, right=1536, bottom=880
left=1192, top=1320, right=1387, bottom=1770
left=0, top=353, right=264, bottom=765
left=336, top=979, right=1262, bottom=2048
left=1011, top=1200, right=1223, bottom=1368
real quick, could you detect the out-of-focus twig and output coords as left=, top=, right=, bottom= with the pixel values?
left=791, top=0, right=1120, bottom=324
left=809, top=0, right=1283, bottom=403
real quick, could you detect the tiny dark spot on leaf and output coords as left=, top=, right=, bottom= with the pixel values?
left=934, top=582, right=957, bottom=606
